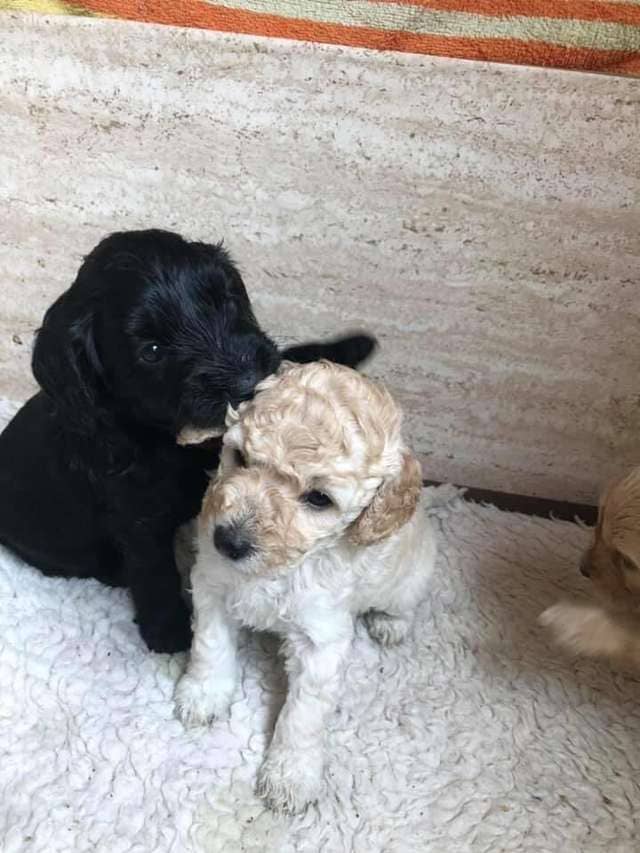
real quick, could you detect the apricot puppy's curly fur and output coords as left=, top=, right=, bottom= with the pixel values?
left=541, top=467, right=640, bottom=666
left=174, top=361, right=437, bottom=814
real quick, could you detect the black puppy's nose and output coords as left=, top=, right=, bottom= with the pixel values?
left=232, top=344, right=280, bottom=402
left=232, top=372, right=258, bottom=402
left=579, top=554, right=591, bottom=578
left=214, top=524, right=253, bottom=561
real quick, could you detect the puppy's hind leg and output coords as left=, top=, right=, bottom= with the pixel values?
left=365, top=523, right=437, bottom=648
left=363, top=609, right=413, bottom=647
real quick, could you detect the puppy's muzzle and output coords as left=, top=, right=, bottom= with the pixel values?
left=214, top=523, right=254, bottom=562
left=229, top=370, right=259, bottom=403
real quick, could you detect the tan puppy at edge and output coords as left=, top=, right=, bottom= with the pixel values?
left=541, top=467, right=640, bottom=666
left=173, top=360, right=437, bottom=814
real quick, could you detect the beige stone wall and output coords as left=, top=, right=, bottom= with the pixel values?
left=1, top=15, right=639, bottom=503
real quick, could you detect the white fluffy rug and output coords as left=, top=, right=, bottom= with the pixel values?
left=1, top=399, right=640, bottom=853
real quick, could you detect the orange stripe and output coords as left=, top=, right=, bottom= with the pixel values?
left=384, top=0, right=640, bottom=27
left=74, top=1, right=640, bottom=75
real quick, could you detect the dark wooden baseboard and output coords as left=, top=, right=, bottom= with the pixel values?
left=424, top=480, right=597, bottom=525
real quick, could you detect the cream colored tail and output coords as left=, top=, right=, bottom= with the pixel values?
left=540, top=601, right=640, bottom=665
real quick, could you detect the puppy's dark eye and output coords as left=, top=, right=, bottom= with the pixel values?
left=139, top=342, right=165, bottom=364
left=302, top=490, right=333, bottom=510
left=234, top=449, right=247, bottom=468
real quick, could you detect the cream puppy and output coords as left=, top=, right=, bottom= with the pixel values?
left=174, top=361, right=436, bottom=813
left=541, top=466, right=640, bottom=665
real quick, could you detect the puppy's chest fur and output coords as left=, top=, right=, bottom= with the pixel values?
left=103, top=438, right=214, bottom=528
left=224, top=562, right=350, bottom=642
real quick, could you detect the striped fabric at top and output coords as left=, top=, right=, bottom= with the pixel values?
left=2, top=0, right=640, bottom=75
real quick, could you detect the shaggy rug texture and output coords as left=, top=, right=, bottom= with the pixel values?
left=1, top=397, right=639, bottom=852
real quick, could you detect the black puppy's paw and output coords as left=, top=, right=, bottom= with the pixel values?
left=282, top=332, right=377, bottom=370
left=138, top=608, right=192, bottom=654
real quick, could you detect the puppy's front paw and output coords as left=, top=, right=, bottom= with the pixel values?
left=256, top=748, right=323, bottom=815
left=139, top=607, right=192, bottom=654
left=364, top=610, right=411, bottom=646
left=540, top=602, right=623, bottom=658
left=174, top=673, right=235, bottom=727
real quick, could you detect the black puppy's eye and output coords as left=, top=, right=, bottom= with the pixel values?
left=302, top=490, right=333, bottom=510
left=234, top=449, right=247, bottom=468
left=139, top=342, right=164, bottom=364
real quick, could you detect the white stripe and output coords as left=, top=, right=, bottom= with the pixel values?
left=208, top=0, right=640, bottom=50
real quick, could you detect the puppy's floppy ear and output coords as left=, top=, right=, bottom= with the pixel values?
left=349, top=451, right=423, bottom=546
left=282, top=332, right=377, bottom=369
left=603, top=467, right=640, bottom=571
left=32, top=290, right=104, bottom=434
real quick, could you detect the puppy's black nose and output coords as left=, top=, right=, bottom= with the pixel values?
left=232, top=372, right=258, bottom=402
left=214, top=524, right=253, bottom=561
left=232, top=343, right=280, bottom=402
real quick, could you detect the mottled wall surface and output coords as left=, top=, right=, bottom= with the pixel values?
left=1, top=15, right=638, bottom=502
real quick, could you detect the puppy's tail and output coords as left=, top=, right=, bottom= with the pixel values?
left=540, top=601, right=640, bottom=667
left=281, top=332, right=377, bottom=369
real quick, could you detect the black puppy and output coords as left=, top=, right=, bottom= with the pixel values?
left=0, top=230, right=375, bottom=652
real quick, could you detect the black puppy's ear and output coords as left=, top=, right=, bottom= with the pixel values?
left=281, top=332, right=377, bottom=369
left=32, top=291, right=104, bottom=434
